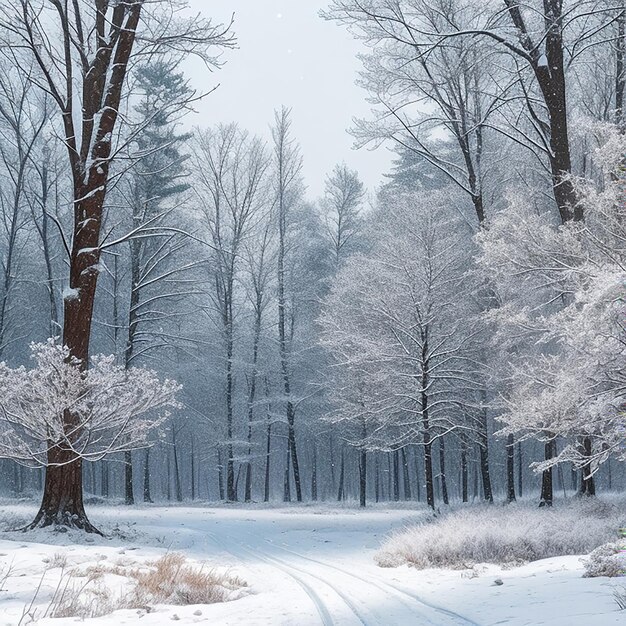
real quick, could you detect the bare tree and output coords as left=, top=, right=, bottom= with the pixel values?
left=193, top=124, right=270, bottom=502
left=0, top=0, right=233, bottom=531
left=272, top=108, right=305, bottom=502
left=320, top=163, right=365, bottom=265
left=242, top=217, right=274, bottom=502
left=0, top=64, right=47, bottom=356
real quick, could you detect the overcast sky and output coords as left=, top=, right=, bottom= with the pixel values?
left=184, top=0, right=393, bottom=197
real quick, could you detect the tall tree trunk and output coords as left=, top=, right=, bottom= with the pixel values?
left=413, top=448, right=421, bottom=502
left=375, top=454, right=380, bottom=503
left=329, top=433, right=336, bottom=493
left=25, top=1, right=143, bottom=534
left=274, top=108, right=303, bottom=502
left=172, top=430, right=182, bottom=503
left=143, top=448, right=152, bottom=503
left=217, top=448, right=225, bottom=501
left=225, top=315, right=236, bottom=501
left=124, top=451, right=134, bottom=505
left=438, top=436, right=449, bottom=505
left=166, top=446, right=172, bottom=501
left=311, top=443, right=318, bottom=501
left=401, top=447, right=411, bottom=500
left=506, top=434, right=516, bottom=503
left=244, top=300, right=262, bottom=504
left=579, top=436, right=596, bottom=497
left=517, top=442, right=523, bottom=498
left=264, top=378, right=272, bottom=503
left=392, top=449, right=400, bottom=502
left=472, top=460, right=478, bottom=501
left=337, top=446, right=345, bottom=501
left=359, top=447, right=367, bottom=507
left=386, top=452, right=392, bottom=502
left=190, top=437, right=196, bottom=501
left=478, top=391, right=494, bottom=503
left=283, top=445, right=291, bottom=502
left=539, top=440, right=555, bottom=507
left=460, top=433, right=468, bottom=503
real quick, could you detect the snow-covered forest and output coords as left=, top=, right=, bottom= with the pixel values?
left=0, top=1, right=623, bottom=625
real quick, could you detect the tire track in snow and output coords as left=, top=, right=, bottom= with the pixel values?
left=261, top=539, right=479, bottom=626
left=236, top=540, right=367, bottom=625
left=204, top=528, right=336, bottom=626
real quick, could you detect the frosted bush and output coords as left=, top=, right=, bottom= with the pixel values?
left=377, top=499, right=625, bottom=569
left=583, top=541, right=626, bottom=578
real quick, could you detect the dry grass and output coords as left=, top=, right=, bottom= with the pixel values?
left=45, top=553, right=245, bottom=619
left=42, top=552, right=67, bottom=570
left=49, top=577, right=116, bottom=619
left=127, top=553, right=245, bottom=607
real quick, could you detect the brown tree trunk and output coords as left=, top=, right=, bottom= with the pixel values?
left=26, top=446, right=99, bottom=533
left=26, top=3, right=143, bottom=534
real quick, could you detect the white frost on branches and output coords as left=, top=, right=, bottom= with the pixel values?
left=478, top=125, right=626, bottom=474
left=0, top=339, right=181, bottom=467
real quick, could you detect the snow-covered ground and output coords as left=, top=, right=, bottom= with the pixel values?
left=0, top=503, right=622, bottom=625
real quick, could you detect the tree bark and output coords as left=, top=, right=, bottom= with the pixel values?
left=264, top=378, right=272, bottom=503
left=172, top=429, right=182, bottom=502
left=392, top=449, right=400, bottom=502
left=539, top=440, right=555, bottom=506
left=26, top=448, right=99, bottom=533
left=124, top=451, right=134, bottom=505
left=478, top=392, right=494, bottom=503
left=375, top=454, right=380, bottom=503
left=337, top=446, right=345, bottom=501
left=506, top=433, right=516, bottom=503
left=283, top=445, right=291, bottom=502
left=401, top=447, right=411, bottom=500
left=26, top=2, right=143, bottom=534
left=517, top=441, right=523, bottom=498
left=311, top=443, right=318, bottom=501
left=413, top=448, right=421, bottom=502
left=438, top=436, right=449, bottom=506
left=143, top=448, right=152, bottom=503
left=359, top=447, right=367, bottom=507
left=578, top=436, right=596, bottom=497
left=460, top=433, right=468, bottom=503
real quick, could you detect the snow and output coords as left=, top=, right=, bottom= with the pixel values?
left=62, top=287, right=80, bottom=301
left=0, top=503, right=622, bottom=625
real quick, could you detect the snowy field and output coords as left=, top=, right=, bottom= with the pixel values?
left=0, top=502, right=623, bottom=626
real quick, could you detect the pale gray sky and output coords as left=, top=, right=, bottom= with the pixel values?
left=184, top=0, right=392, bottom=197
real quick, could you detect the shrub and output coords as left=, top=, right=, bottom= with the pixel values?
left=377, top=499, right=625, bottom=569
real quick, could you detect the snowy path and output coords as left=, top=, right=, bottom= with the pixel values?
left=202, top=519, right=475, bottom=626
left=0, top=504, right=623, bottom=625
left=113, top=505, right=475, bottom=625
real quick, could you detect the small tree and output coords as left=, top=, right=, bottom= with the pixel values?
left=0, top=340, right=180, bottom=532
